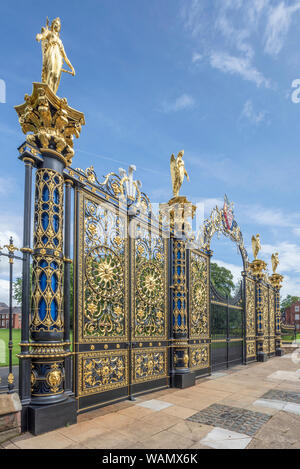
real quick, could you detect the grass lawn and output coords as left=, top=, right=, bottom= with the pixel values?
left=282, top=332, right=300, bottom=342
left=0, top=329, right=73, bottom=367
left=0, top=329, right=21, bottom=366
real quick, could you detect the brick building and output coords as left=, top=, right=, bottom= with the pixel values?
left=284, top=301, right=300, bottom=331
left=0, top=302, right=21, bottom=329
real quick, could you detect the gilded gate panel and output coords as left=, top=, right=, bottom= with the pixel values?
left=132, top=348, right=167, bottom=384
left=77, top=191, right=128, bottom=343
left=190, top=344, right=210, bottom=370
left=245, top=277, right=256, bottom=359
left=269, top=289, right=276, bottom=354
left=131, top=221, right=168, bottom=341
left=245, top=278, right=256, bottom=337
left=189, top=250, right=210, bottom=370
left=189, top=251, right=209, bottom=339
left=77, top=350, right=129, bottom=396
left=261, top=285, right=270, bottom=354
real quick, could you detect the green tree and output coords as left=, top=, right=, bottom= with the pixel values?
left=280, top=295, right=300, bottom=313
left=211, top=262, right=235, bottom=298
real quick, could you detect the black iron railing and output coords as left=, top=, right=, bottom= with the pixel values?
left=0, top=237, right=23, bottom=393
left=281, top=323, right=296, bottom=343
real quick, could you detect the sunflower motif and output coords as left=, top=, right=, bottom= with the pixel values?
left=144, top=274, right=157, bottom=293
left=137, top=261, right=163, bottom=305
left=86, top=246, right=123, bottom=299
left=97, top=259, right=115, bottom=286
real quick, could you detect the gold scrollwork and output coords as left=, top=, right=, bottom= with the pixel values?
left=132, top=348, right=167, bottom=383
left=132, top=222, right=168, bottom=340
left=78, top=350, right=128, bottom=396
left=189, top=344, right=209, bottom=369
left=245, top=278, right=256, bottom=337
left=246, top=340, right=256, bottom=358
left=34, top=168, right=64, bottom=252
left=46, top=363, right=63, bottom=393
left=78, top=192, right=128, bottom=342
left=190, top=251, right=209, bottom=338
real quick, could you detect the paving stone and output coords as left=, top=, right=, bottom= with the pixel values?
left=262, top=389, right=300, bottom=404
left=188, top=404, right=270, bottom=437
left=137, top=399, right=173, bottom=411
left=200, top=427, right=252, bottom=450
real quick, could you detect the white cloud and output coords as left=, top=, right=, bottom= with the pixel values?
left=160, top=94, right=195, bottom=113
left=214, top=259, right=243, bottom=284
left=264, top=1, right=300, bottom=56
left=260, top=241, right=300, bottom=274
left=242, top=204, right=300, bottom=229
left=192, top=52, right=203, bottom=63
left=280, top=274, right=300, bottom=298
left=210, top=53, right=271, bottom=88
left=240, top=100, right=268, bottom=125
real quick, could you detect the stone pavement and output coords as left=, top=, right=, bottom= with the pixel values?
left=2, top=353, right=300, bottom=449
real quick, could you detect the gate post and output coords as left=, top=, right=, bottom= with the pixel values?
left=164, top=197, right=196, bottom=388
left=15, top=83, right=85, bottom=434
left=249, top=259, right=268, bottom=362
left=269, top=274, right=284, bottom=356
left=18, top=153, right=34, bottom=431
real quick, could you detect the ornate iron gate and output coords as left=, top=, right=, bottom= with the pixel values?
left=210, top=282, right=244, bottom=370
left=73, top=174, right=169, bottom=412
left=188, top=249, right=210, bottom=377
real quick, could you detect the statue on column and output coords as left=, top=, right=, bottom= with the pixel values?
left=251, top=233, right=261, bottom=260
left=271, top=252, right=279, bottom=274
left=36, top=17, right=75, bottom=95
left=170, top=150, right=189, bottom=198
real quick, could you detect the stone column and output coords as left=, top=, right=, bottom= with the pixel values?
left=269, top=273, right=284, bottom=356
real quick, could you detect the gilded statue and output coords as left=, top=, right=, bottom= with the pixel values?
left=271, top=252, right=279, bottom=274
left=36, top=17, right=75, bottom=94
left=170, top=150, right=189, bottom=197
left=251, top=234, right=261, bottom=260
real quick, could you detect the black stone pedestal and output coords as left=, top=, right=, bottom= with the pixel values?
left=28, top=397, right=77, bottom=435
left=257, top=352, right=268, bottom=362
left=276, top=348, right=284, bottom=357
left=171, top=371, right=195, bottom=389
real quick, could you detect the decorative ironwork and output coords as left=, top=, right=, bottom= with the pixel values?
left=190, top=344, right=209, bottom=370
left=31, top=255, right=63, bottom=332
left=34, top=168, right=64, bottom=252
left=78, top=351, right=128, bottom=396
left=15, top=83, right=85, bottom=167
left=132, top=349, right=167, bottom=383
left=31, top=361, right=64, bottom=397
left=245, top=278, right=256, bottom=337
left=172, top=239, right=187, bottom=334
left=78, top=192, right=128, bottom=342
left=189, top=251, right=209, bottom=338
left=132, top=222, right=168, bottom=339
left=196, top=195, right=248, bottom=267
left=72, top=165, right=152, bottom=212
left=246, top=341, right=256, bottom=358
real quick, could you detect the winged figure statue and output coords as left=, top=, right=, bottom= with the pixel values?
left=251, top=234, right=261, bottom=260
left=170, top=150, right=189, bottom=197
left=271, top=252, right=279, bottom=274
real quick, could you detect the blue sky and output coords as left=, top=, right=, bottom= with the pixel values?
left=0, top=0, right=300, bottom=301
